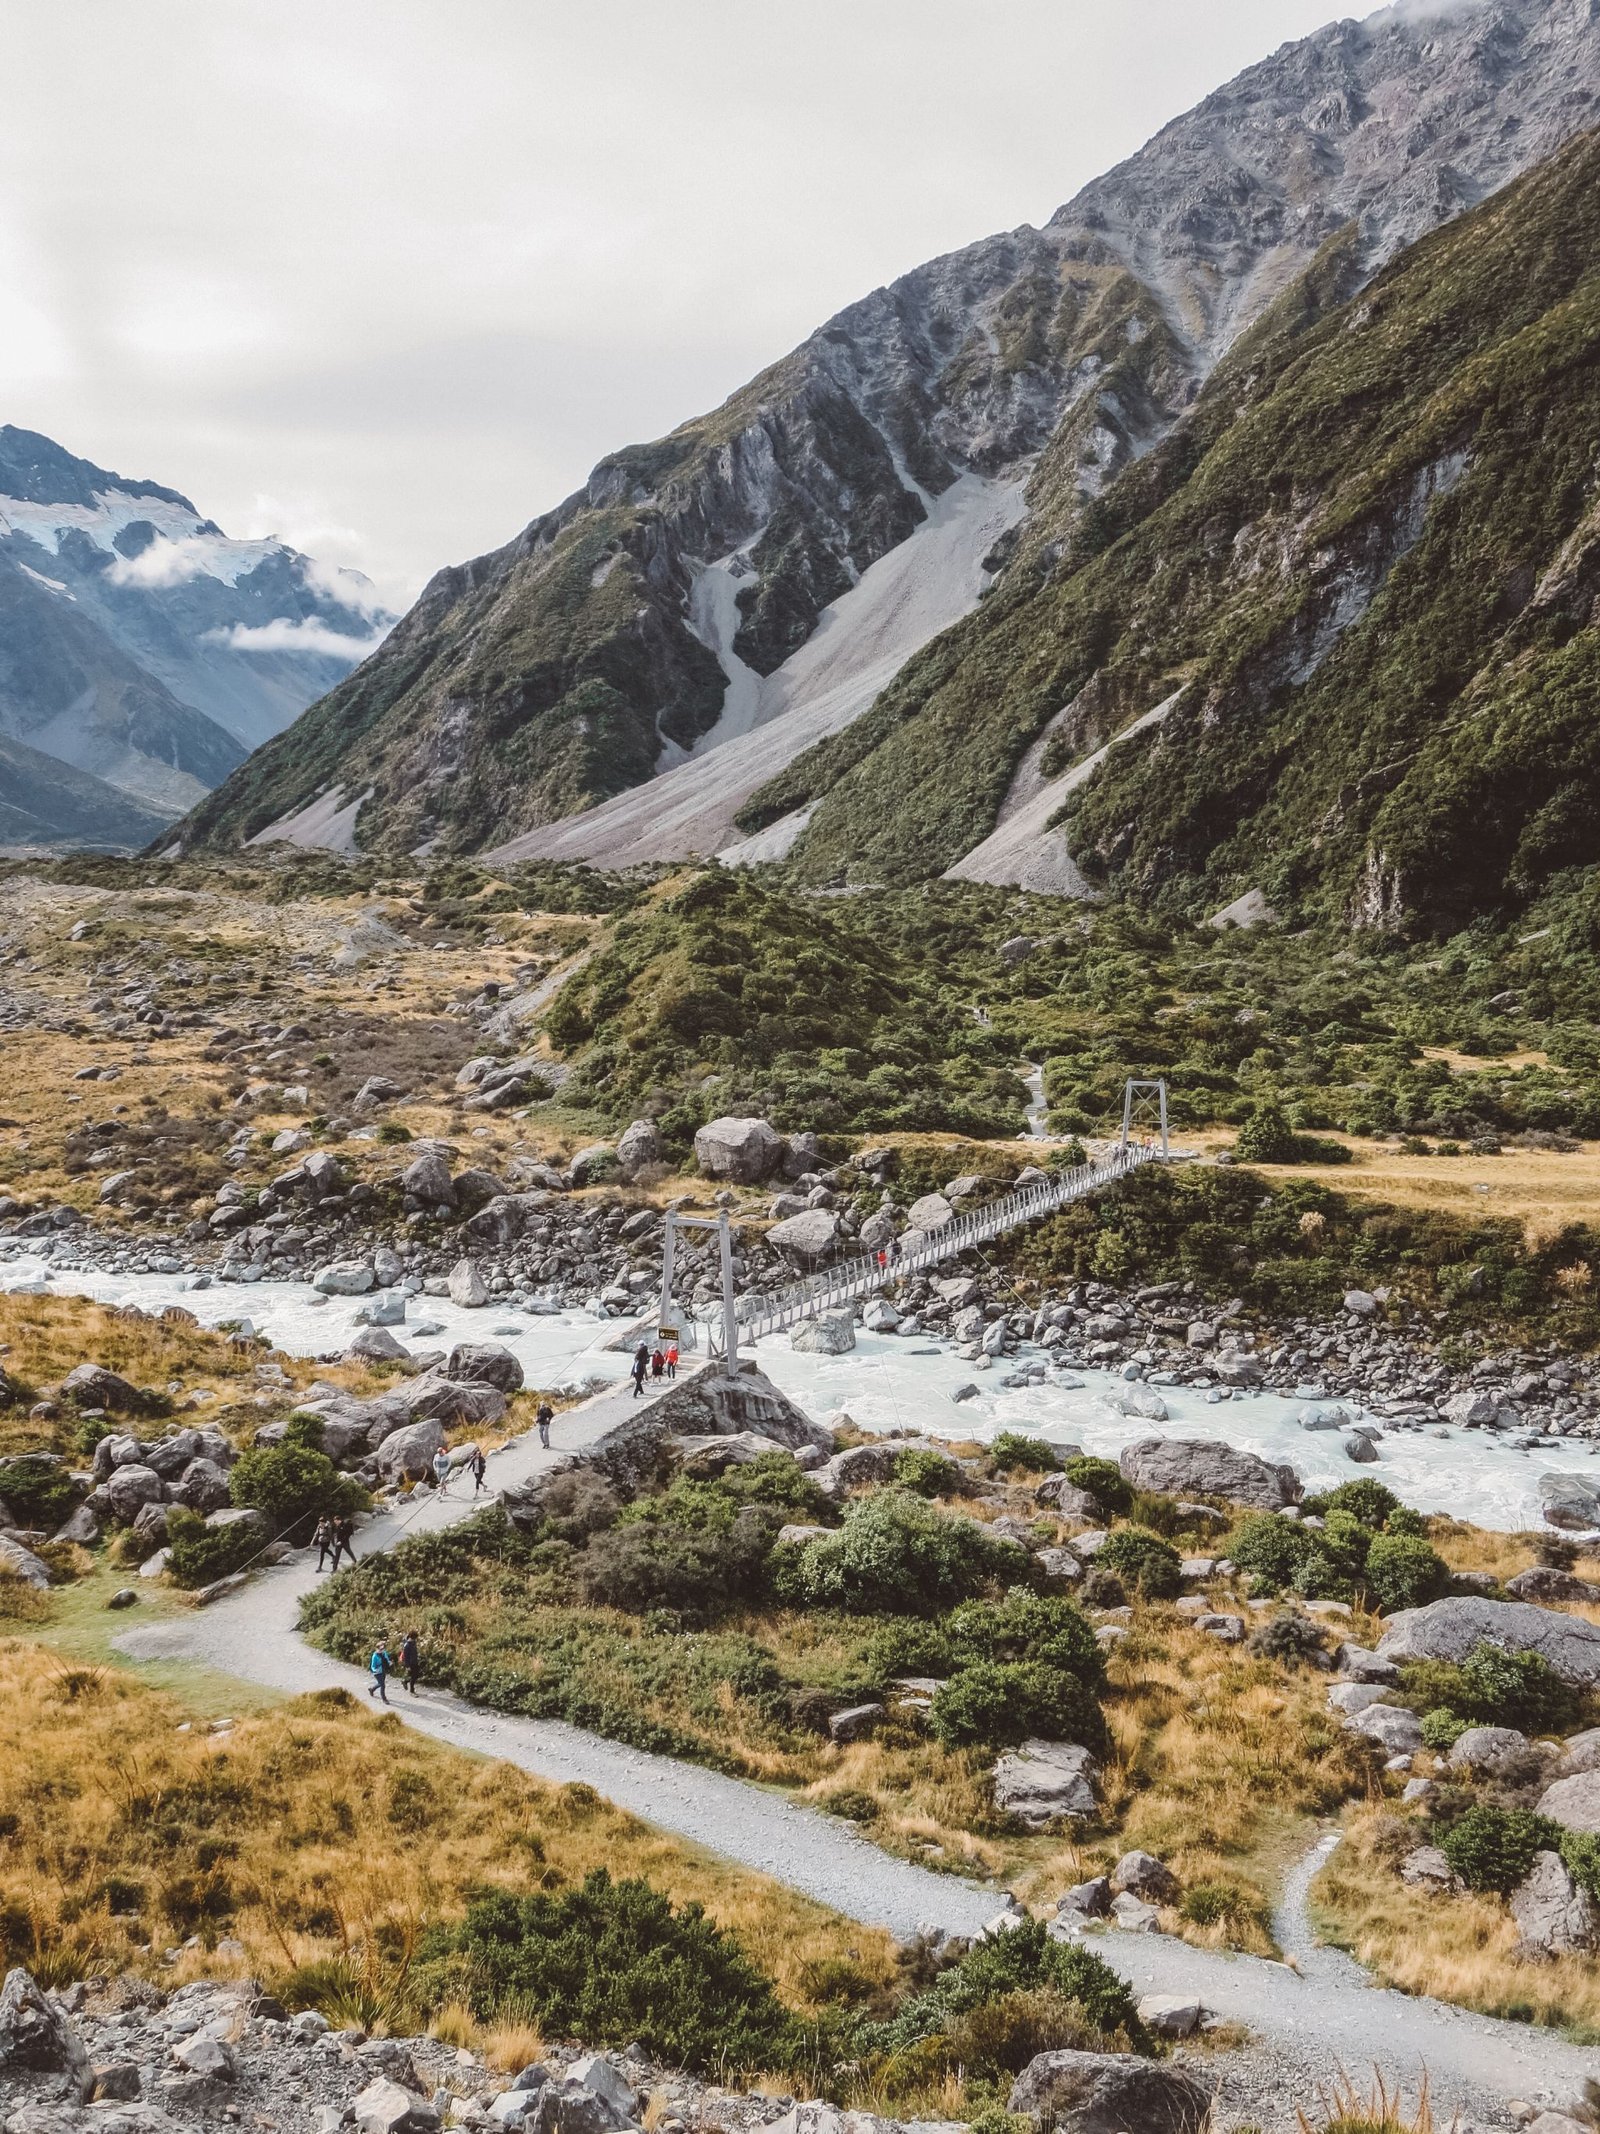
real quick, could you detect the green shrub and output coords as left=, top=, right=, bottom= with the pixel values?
left=0, top=1455, right=79, bottom=1530
left=1179, top=1881, right=1262, bottom=1931
left=230, top=1443, right=364, bottom=1541
left=1096, top=1526, right=1182, bottom=1600
left=165, top=1507, right=260, bottom=1590
left=1230, top=1514, right=1315, bottom=1592
left=863, top=1617, right=955, bottom=1682
left=1457, top=1641, right=1580, bottom=1736
left=581, top=1504, right=777, bottom=1620
left=1322, top=1480, right=1401, bottom=1528
left=1420, top=1707, right=1468, bottom=1752
left=1362, top=1532, right=1450, bottom=1614
left=947, top=1590, right=1105, bottom=1689
left=990, top=1433, right=1059, bottom=1474
left=873, top=1918, right=1142, bottom=2056
left=894, top=1449, right=960, bottom=1498
left=779, top=1489, right=1026, bottom=1616
left=412, top=1869, right=795, bottom=2072
left=930, top=1660, right=1105, bottom=1754
left=1235, top=1100, right=1295, bottom=1163
left=1559, top=1830, right=1600, bottom=1903
left=1439, top=1805, right=1559, bottom=1895
left=1247, top=1609, right=1328, bottom=1666
left=712, top=1451, right=829, bottom=1519
left=1062, top=1457, right=1130, bottom=1515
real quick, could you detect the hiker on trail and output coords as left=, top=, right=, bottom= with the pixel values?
left=665, top=1340, right=678, bottom=1379
left=630, top=1342, right=650, bottom=1398
left=313, top=1515, right=335, bottom=1572
left=650, top=1346, right=665, bottom=1379
left=398, top=1630, right=421, bottom=1697
left=331, top=1514, right=357, bottom=1570
left=367, top=1640, right=393, bottom=1703
left=432, top=1446, right=451, bottom=1496
left=471, top=1445, right=488, bottom=1492
left=535, top=1401, right=554, bottom=1449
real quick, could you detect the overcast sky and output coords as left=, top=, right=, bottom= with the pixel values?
left=0, top=1, right=1344, bottom=610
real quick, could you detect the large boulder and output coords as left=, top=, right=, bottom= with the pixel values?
left=907, top=1192, right=954, bottom=1231
left=0, top=1536, right=50, bottom=1589
left=1378, top=1597, right=1600, bottom=1687
left=399, top=1371, right=507, bottom=1428
left=1536, top=1771, right=1600, bottom=1834
left=102, top=1464, right=168, bottom=1523
left=445, top=1342, right=525, bottom=1394
left=1511, top=1850, right=1599, bottom=1957
left=400, top=1149, right=455, bottom=1204
left=642, top=1364, right=832, bottom=1455
left=1118, top=1436, right=1300, bottom=1510
left=1111, top=1850, right=1179, bottom=1903
left=1009, top=2049, right=1212, bottom=2134
left=465, top=1193, right=548, bottom=1248
left=448, top=1258, right=490, bottom=1308
left=0, top=1967, right=93, bottom=2097
left=172, top=1457, right=233, bottom=1514
left=992, top=1740, right=1097, bottom=1828
left=790, top=1313, right=855, bottom=1355
left=615, top=1119, right=662, bottom=1180
left=1508, top=1566, right=1600, bottom=1605
left=1448, top=1726, right=1536, bottom=1778
left=375, top=1420, right=446, bottom=1484
left=143, top=1428, right=203, bottom=1480
left=59, top=1363, right=144, bottom=1413
left=1553, top=1727, right=1600, bottom=1779
left=1344, top=1702, right=1424, bottom=1755
left=352, top=2077, right=441, bottom=2134
left=314, top=1261, right=376, bottom=1297
left=693, top=1116, right=783, bottom=1184
left=767, top=1210, right=840, bottom=1260
left=1538, top=1471, right=1600, bottom=1532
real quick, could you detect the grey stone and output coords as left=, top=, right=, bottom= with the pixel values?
left=1009, top=2052, right=1211, bottom=2134
left=1344, top=1703, right=1424, bottom=1754
left=103, top=1465, right=167, bottom=1523
left=1511, top=1849, right=1599, bottom=1957
left=1399, top=1845, right=1458, bottom=1892
left=767, top=1210, right=840, bottom=1260
left=827, top=1702, right=884, bottom=1743
left=1118, top=1435, right=1299, bottom=1509
left=789, top=1312, right=855, bottom=1354
left=1536, top=1771, right=1600, bottom=1834
left=615, top=1119, right=662, bottom=1180
left=60, top=1363, right=144, bottom=1411
left=564, top=2057, right=638, bottom=2121
left=1334, top=1643, right=1401, bottom=1684
left=448, top=1258, right=490, bottom=1308
left=445, top=1342, right=525, bottom=1393
left=0, top=1966, right=93, bottom=2095
left=399, top=1150, right=455, bottom=1204
left=172, top=2031, right=236, bottom=2079
left=693, top=1116, right=783, bottom=1184
left=375, top=1419, right=446, bottom=1484
left=1137, top=1993, right=1203, bottom=2038
left=1344, top=1432, right=1380, bottom=1464
left=352, top=2076, right=441, bottom=2134
left=993, top=1739, right=1098, bottom=1827
left=1035, top=1546, right=1083, bottom=1584
left=1553, top=1726, right=1600, bottom=1779
left=1538, top=1471, right=1600, bottom=1531
left=313, top=1260, right=375, bottom=1296
left=1508, top=1566, right=1600, bottom=1604
left=1378, top=1596, right=1600, bottom=1687
left=0, top=1535, right=50, bottom=1588
left=1448, top=1725, right=1534, bottom=1776
left=349, top=1326, right=408, bottom=1362
left=907, top=1192, right=954, bottom=1231
left=1058, top=1876, right=1112, bottom=1918
left=1109, top=1892, right=1161, bottom=1931
left=1110, top=1848, right=1178, bottom=1902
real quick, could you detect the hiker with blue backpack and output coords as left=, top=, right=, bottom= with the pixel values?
left=367, top=1638, right=394, bottom=1703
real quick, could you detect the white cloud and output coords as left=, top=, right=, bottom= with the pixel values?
left=107, top=536, right=222, bottom=589
left=208, top=615, right=390, bottom=660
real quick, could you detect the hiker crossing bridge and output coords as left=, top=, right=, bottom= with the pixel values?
left=660, top=1078, right=1172, bottom=1366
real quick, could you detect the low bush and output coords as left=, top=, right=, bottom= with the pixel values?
left=580, top=1504, right=777, bottom=1621
left=929, top=1660, right=1105, bottom=1754
left=229, top=1444, right=364, bottom=1542
left=1247, top=1610, right=1328, bottom=1666
left=165, top=1508, right=260, bottom=1590
left=412, top=1869, right=797, bottom=2072
left=989, top=1433, right=1059, bottom=1475
left=1095, top=1526, right=1182, bottom=1600
left=1062, top=1456, right=1130, bottom=1515
left=776, top=1489, right=1026, bottom=1616
left=0, top=1455, right=79, bottom=1530
left=1321, top=1480, right=1401, bottom=1529
left=713, top=1452, right=830, bottom=1519
left=1438, top=1805, right=1558, bottom=1895
left=1362, top=1532, right=1450, bottom=1613
left=1401, top=1642, right=1581, bottom=1737
left=1420, top=1707, right=1468, bottom=1751
left=894, top=1449, right=960, bottom=1498
left=870, top=1918, right=1142, bottom=2059
left=947, top=1590, right=1105, bottom=1687
left=863, top=1617, right=955, bottom=1682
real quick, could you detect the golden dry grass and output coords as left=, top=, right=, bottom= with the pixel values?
left=0, top=1638, right=894, bottom=2018
left=1253, top=1137, right=1600, bottom=1243
left=1312, top=1805, right=1600, bottom=2040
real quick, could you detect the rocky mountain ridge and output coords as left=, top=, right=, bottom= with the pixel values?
left=178, top=0, right=1600, bottom=867
left=0, top=426, right=391, bottom=847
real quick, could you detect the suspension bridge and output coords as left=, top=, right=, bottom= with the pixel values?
left=658, top=1077, right=1172, bottom=1366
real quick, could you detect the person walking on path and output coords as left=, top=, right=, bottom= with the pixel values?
left=432, top=1446, right=451, bottom=1496
left=367, top=1640, right=393, bottom=1703
left=630, top=1342, right=650, bottom=1398
left=535, top=1401, right=553, bottom=1449
left=313, top=1515, right=334, bottom=1572
left=398, top=1630, right=421, bottom=1696
left=665, top=1341, right=678, bottom=1379
left=330, top=1514, right=357, bottom=1570
left=650, top=1346, right=665, bottom=1380
left=470, top=1445, right=488, bottom=1493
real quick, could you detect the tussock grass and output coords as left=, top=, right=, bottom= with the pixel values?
left=1312, top=1806, right=1600, bottom=2039
left=0, top=1639, right=893, bottom=2018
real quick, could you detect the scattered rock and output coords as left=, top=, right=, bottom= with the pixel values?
left=1118, top=1436, right=1299, bottom=1509
left=447, top=1257, right=490, bottom=1308
left=1399, top=1846, right=1459, bottom=1892
left=1009, top=2049, right=1212, bottom=2133
left=993, top=1739, right=1098, bottom=1827
left=1110, top=1849, right=1179, bottom=1902
left=1511, top=1850, right=1599, bottom=1958
left=1378, top=1597, right=1600, bottom=1687
left=693, top=1116, right=783, bottom=1184
left=1536, top=1770, right=1600, bottom=1835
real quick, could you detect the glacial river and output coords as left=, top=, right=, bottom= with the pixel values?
left=4, top=1248, right=1596, bottom=1532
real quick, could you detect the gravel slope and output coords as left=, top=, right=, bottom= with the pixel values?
left=113, top=1375, right=1596, bottom=2128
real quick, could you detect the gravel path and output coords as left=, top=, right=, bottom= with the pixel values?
left=113, top=1376, right=1597, bottom=2128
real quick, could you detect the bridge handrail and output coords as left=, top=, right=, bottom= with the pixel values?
left=720, top=1140, right=1162, bottom=1341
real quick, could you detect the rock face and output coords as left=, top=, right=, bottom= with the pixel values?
left=375, top=1419, right=446, bottom=1484
left=1378, top=1597, right=1600, bottom=1687
left=615, top=1119, right=661, bottom=1180
left=1538, top=1470, right=1600, bottom=1530
left=0, top=1967, right=92, bottom=2096
left=1511, top=1849, right=1599, bottom=1957
left=445, top=1341, right=525, bottom=1393
left=693, top=1118, right=783, bottom=1184
left=1009, top=2049, right=1212, bottom=2134
left=992, top=1739, right=1098, bottom=1827
left=1448, top=1725, right=1535, bottom=1777
left=1118, top=1436, right=1299, bottom=1510
left=767, top=1209, right=840, bottom=1260
left=176, top=0, right=1600, bottom=868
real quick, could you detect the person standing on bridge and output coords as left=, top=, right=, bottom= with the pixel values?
left=630, top=1341, right=650, bottom=1398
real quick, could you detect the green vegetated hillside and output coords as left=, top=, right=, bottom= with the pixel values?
left=756, top=128, right=1600, bottom=927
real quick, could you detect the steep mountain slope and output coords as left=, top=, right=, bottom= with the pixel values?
left=0, top=426, right=391, bottom=823
left=0, top=731, right=174, bottom=852
left=181, top=0, right=1600, bottom=863
left=764, top=124, right=1600, bottom=932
